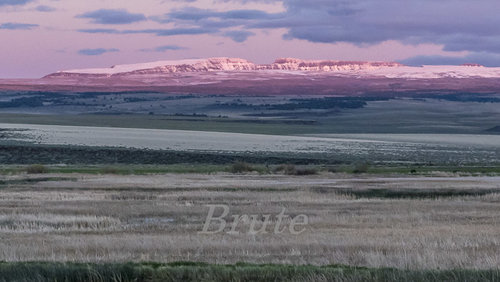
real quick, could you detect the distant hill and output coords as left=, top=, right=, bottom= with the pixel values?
left=44, top=57, right=500, bottom=79
left=44, top=57, right=404, bottom=78
left=3, top=57, right=500, bottom=95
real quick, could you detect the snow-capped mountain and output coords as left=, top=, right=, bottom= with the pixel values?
left=265, top=58, right=403, bottom=71
left=44, top=57, right=500, bottom=79
left=46, top=57, right=404, bottom=77
left=48, top=58, right=256, bottom=76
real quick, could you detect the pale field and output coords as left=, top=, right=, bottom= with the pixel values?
left=1, top=173, right=500, bottom=269
left=2, top=123, right=500, bottom=164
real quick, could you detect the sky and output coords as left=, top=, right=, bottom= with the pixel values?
left=1, top=0, right=499, bottom=78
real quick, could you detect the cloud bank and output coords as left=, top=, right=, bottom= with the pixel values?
left=146, top=0, right=500, bottom=55
left=78, top=48, right=119, bottom=56
left=139, top=45, right=188, bottom=52
left=0, top=0, right=32, bottom=6
left=77, top=9, right=146, bottom=25
left=0, top=22, right=38, bottom=30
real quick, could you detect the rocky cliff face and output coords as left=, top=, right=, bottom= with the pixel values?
left=45, top=57, right=500, bottom=80
left=45, top=57, right=404, bottom=77
left=266, top=58, right=403, bottom=71
left=126, top=58, right=257, bottom=75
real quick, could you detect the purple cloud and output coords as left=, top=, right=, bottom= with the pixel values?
left=78, top=27, right=216, bottom=36
left=140, top=45, right=188, bottom=52
left=77, top=9, right=146, bottom=25
left=0, top=0, right=32, bottom=6
left=152, top=0, right=500, bottom=52
left=162, top=7, right=280, bottom=22
left=223, top=30, right=255, bottom=42
left=401, top=52, right=500, bottom=67
left=0, top=22, right=38, bottom=30
left=78, top=48, right=119, bottom=56
left=35, top=5, right=56, bottom=12
left=69, top=0, right=500, bottom=53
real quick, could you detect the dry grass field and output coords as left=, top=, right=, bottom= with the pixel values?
left=1, top=172, right=500, bottom=270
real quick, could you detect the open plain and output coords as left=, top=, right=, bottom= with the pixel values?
left=1, top=172, right=500, bottom=270
left=1, top=86, right=500, bottom=280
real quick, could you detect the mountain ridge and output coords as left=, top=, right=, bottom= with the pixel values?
left=45, top=57, right=404, bottom=77
left=44, top=57, right=500, bottom=80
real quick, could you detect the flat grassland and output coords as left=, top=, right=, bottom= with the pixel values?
left=1, top=172, right=500, bottom=271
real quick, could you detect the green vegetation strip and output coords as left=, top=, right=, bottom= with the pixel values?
left=0, top=113, right=321, bottom=135
left=0, top=262, right=498, bottom=282
left=3, top=163, right=500, bottom=177
left=0, top=144, right=331, bottom=165
left=0, top=177, right=76, bottom=187
left=329, top=188, right=500, bottom=199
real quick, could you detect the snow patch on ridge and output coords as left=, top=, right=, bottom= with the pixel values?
left=46, top=57, right=500, bottom=79
left=51, top=57, right=403, bottom=76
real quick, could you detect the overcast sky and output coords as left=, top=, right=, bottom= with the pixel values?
left=1, top=0, right=499, bottom=78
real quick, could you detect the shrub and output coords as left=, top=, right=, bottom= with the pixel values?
left=274, top=164, right=317, bottom=175
left=101, top=167, right=120, bottom=174
left=327, top=166, right=338, bottom=173
left=25, top=164, right=48, bottom=174
left=231, top=162, right=254, bottom=173
left=274, top=164, right=296, bottom=175
left=294, top=168, right=318, bottom=175
left=353, top=163, right=370, bottom=174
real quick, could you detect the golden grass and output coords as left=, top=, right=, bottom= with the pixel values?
left=0, top=173, right=500, bottom=269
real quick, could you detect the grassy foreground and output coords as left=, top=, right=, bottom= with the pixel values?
left=0, top=262, right=498, bottom=282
